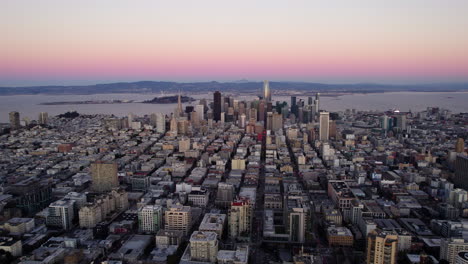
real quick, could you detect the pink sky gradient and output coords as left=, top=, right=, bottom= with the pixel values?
left=1, top=0, right=468, bottom=86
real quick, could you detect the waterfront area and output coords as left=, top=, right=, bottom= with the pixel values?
left=1, top=91, right=467, bottom=123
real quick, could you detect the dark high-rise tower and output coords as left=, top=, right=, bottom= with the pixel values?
left=213, top=91, right=222, bottom=121
left=9, top=111, right=20, bottom=130
left=291, top=96, right=298, bottom=117
left=258, top=100, right=266, bottom=122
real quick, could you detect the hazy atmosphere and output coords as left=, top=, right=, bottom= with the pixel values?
left=2, top=0, right=468, bottom=86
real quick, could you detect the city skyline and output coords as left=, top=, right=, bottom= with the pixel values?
left=2, top=0, right=468, bottom=86
left=2, top=1, right=468, bottom=263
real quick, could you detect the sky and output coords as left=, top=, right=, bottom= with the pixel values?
left=1, top=0, right=468, bottom=86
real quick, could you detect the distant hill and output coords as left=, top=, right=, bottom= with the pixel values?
left=0, top=81, right=467, bottom=95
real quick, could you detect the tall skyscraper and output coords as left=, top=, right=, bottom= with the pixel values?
left=91, top=162, right=119, bottom=193
left=315, top=92, right=320, bottom=109
left=263, top=80, right=271, bottom=102
left=291, top=96, right=297, bottom=116
left=396, top=114, right=407, bottom=130
left=298, top=107, right=304, bottom=123
left=191, top=111, right=200, bottom=127
left=150, top=113, right=157, bottom=127
left=456, top=138, right=465, bottom=153
left=366, top=229, right=398, bottom=264
left=258, top=100, right=266, bottom=122
left=266, top=112, right=273, bottom=131
left=213, top=91, right=222, bottom=121
left=291, top=96, right=297, bottom=107
left=239, top=114, right=246, bottom=128
left=195, top=104, right=205, bottom=121
left=38, top=112, right=48, bottom=125
left=381, top=115, right=389, bottom=131
left=329, top=120, right=337, bottom=138
left=9, top=111, right=20, bottom=130
left=249, top=108, right=257, bottom=122
left=156, top=113, right=166, bottom=133
left=319, top=112, right=330, bottom=141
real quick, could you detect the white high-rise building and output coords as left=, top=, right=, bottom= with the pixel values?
left=38, top=112, right=48, bottom=125
left=138, top=205, right=163, bottom=233
left=239, top=114, right=246, bottom=128
left=156, top=113, right=166, bottom=133
left=319, top=112, right=330, bottom=141
left=263, top=80, right=271, bottom=102
left=228, top=200, right=251, bottom=239
left=46, top=200, right=75, bottom=230
left=195, top=104, right=204, bottom=121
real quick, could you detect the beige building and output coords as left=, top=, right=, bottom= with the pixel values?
left=91, top=162, right=119, bottom=193
left=79, top=203, right=102, bottom=228
left=165, top=204, right=192, bottom=235
left=179, top=137, right=191, bottom=152
left=327, top=226, right=353, bottom=247
left=366, top=229, right=398, bottom=264
left=441, top=238, right=468, bottom=264
left=271, top=112, right=283, bottom=132
left=188, top=231, right=219, bottom=263
left=228, top=199, right=251, bottom=239
left=231, top=158, right=246, bottom=170
left=79, top=188, right=128, bottom=228
left=319, top=112, right=330, bottom=141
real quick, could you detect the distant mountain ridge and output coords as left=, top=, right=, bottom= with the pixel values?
left=0, top=81, right=467, bottom=95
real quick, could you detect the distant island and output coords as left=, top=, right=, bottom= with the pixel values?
left=142, top=95, right=195, bottom=104
left=39, top=100, right=134, bottom=105
left=1, top=81, right=468, bottom=96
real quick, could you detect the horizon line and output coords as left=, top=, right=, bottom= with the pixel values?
left=2, top=79, right=468, bottom=88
